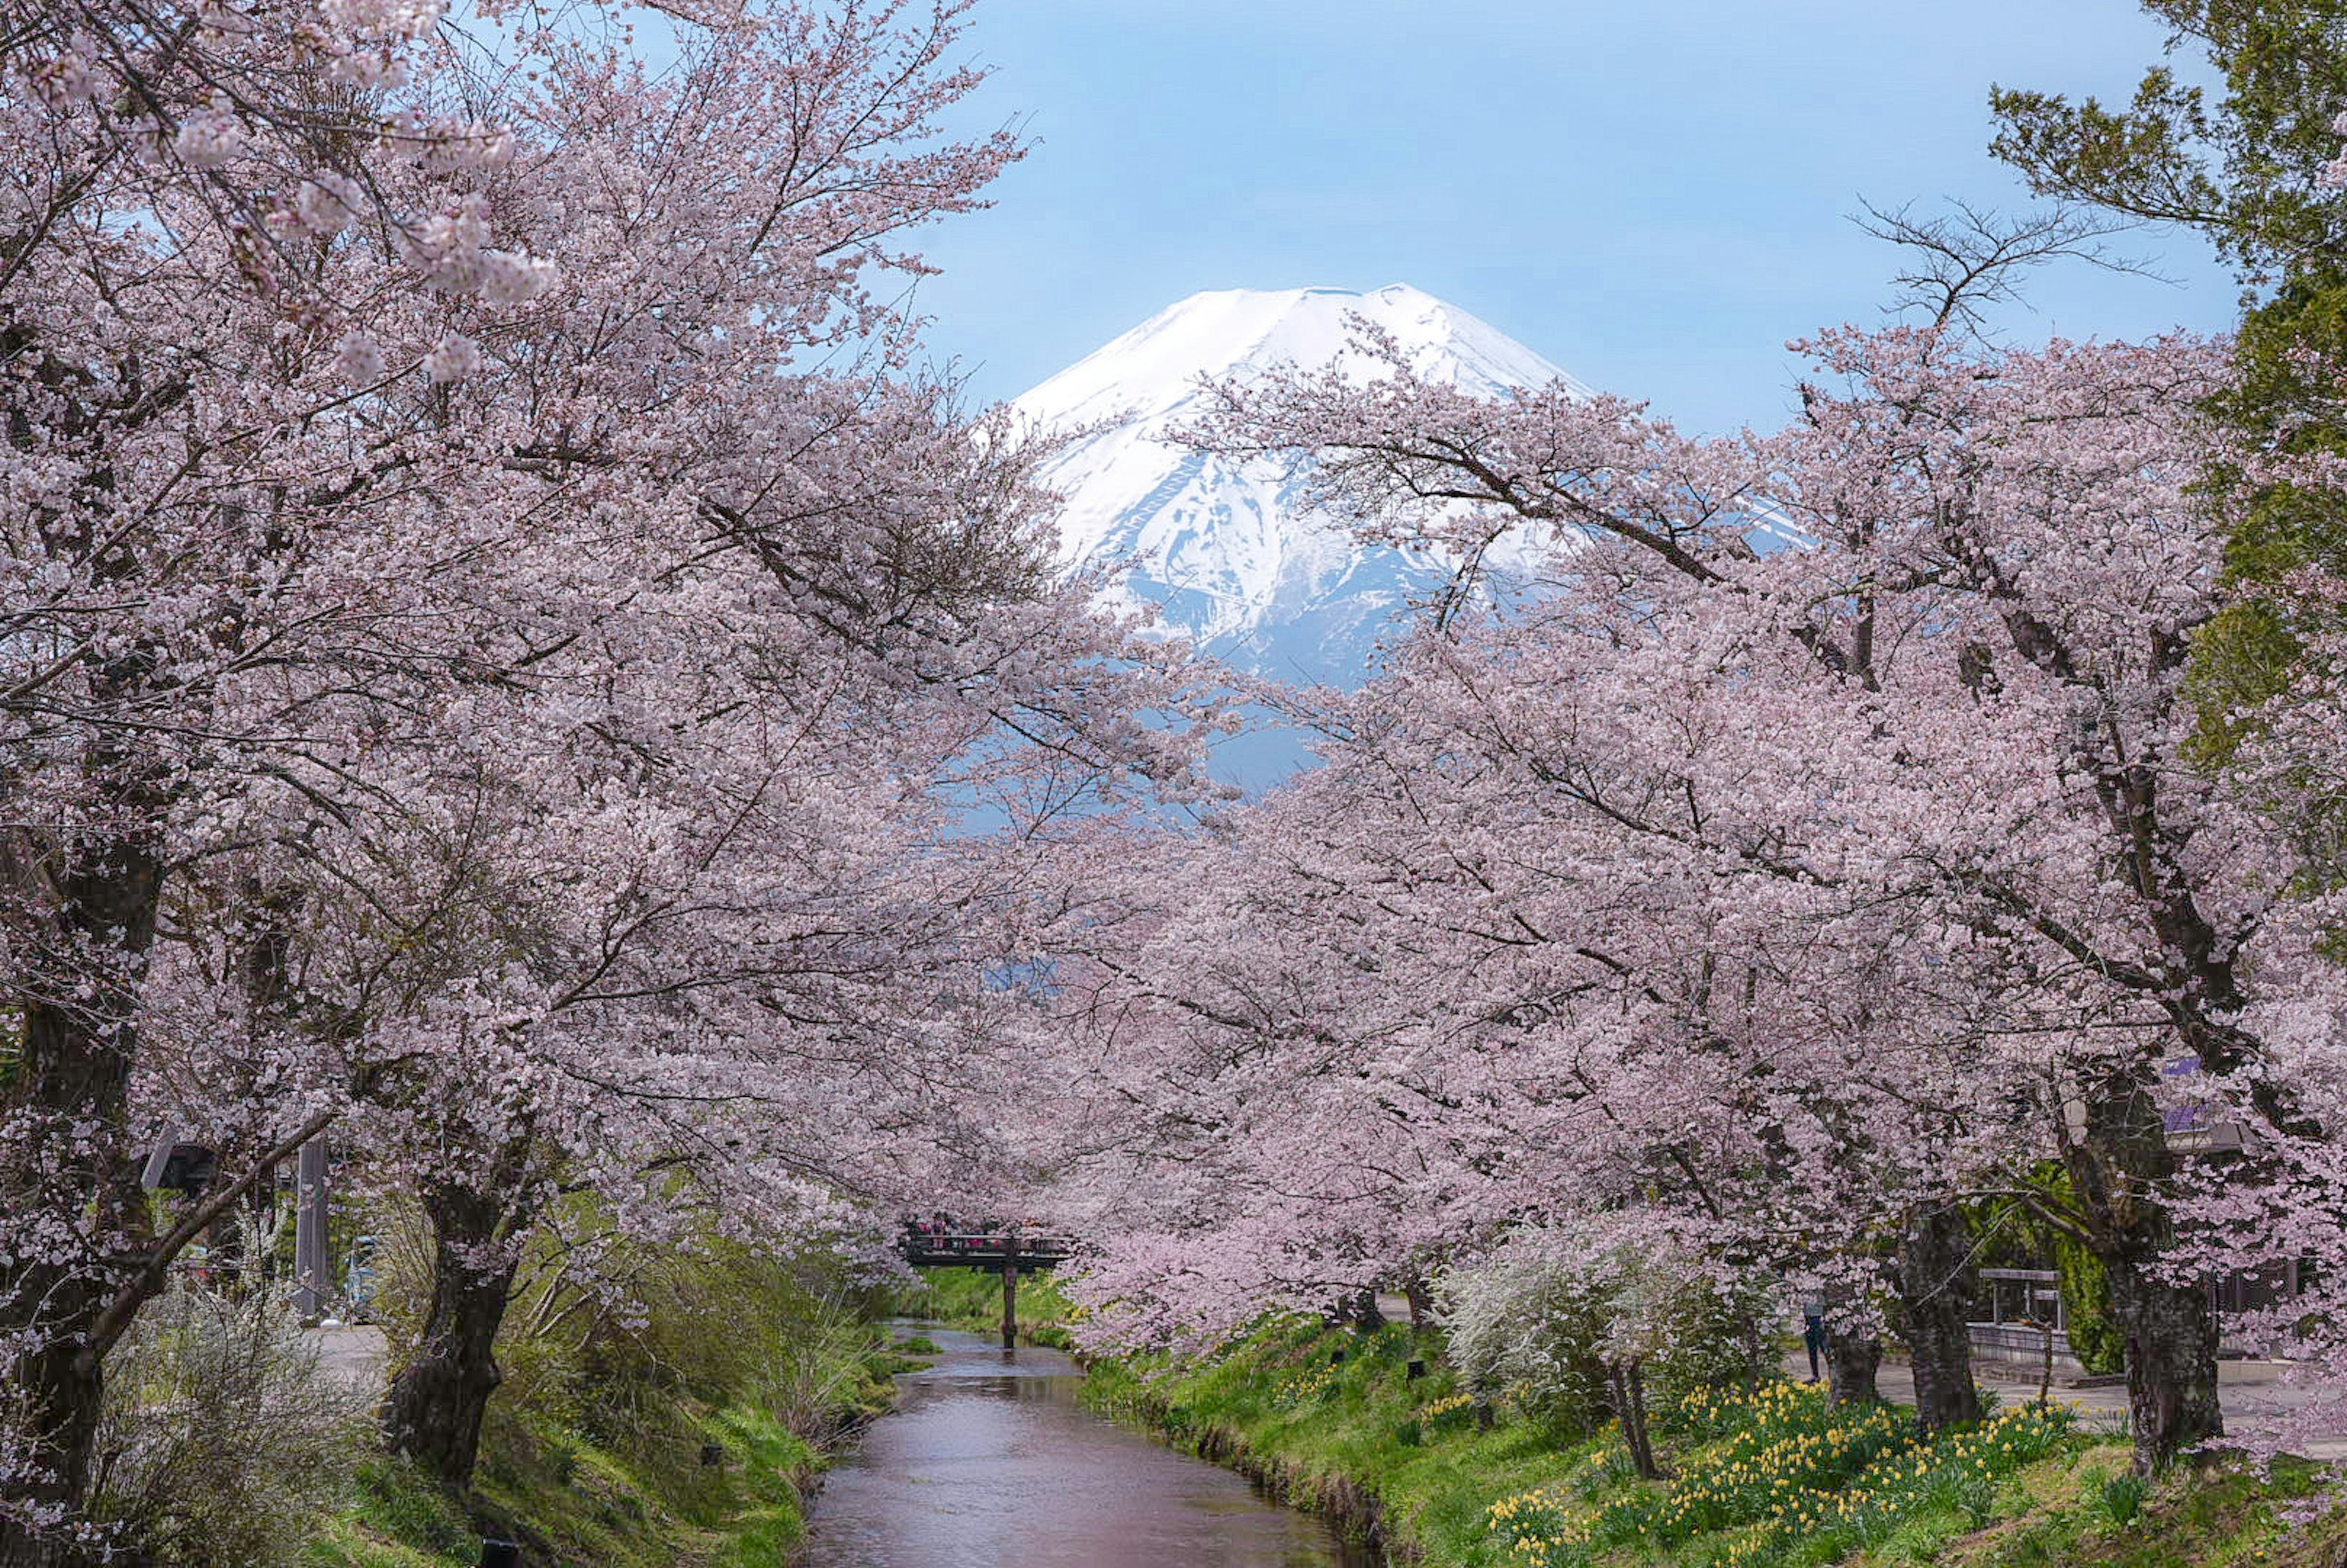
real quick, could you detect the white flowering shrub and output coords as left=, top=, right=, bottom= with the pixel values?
left=84, top=1232, right=365, bottom=1567
left=1439, top=1225, right=1774, bottom=1443
left=1438, top=1242, right=1612, bottom=1441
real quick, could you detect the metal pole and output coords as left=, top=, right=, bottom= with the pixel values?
left=295, top=1137, right=330, bottom=1323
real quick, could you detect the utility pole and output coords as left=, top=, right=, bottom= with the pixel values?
left=295, top=1137, right=331, bottom=1324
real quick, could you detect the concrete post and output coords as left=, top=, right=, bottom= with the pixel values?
left=1001, top=1229, right=1019, bottom=1351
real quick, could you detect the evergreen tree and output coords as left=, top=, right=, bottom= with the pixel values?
left=1992, top=2, right=2347, bottom=755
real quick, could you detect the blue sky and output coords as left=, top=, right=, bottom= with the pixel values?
left=911, top=0, right=2241, bottom=437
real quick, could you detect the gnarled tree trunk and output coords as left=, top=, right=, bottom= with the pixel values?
left=380, top=1173, right=530, bottom=1492
left=2066, top=1065, right=2222, bottom=1474
left=1899, top=1198, right=1982, bottom=1434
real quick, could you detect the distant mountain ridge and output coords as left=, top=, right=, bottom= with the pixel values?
left=1011, top=284, right=1593, bottom=687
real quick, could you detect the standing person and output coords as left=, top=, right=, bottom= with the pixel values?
left=1801, top=1291, right=1828, bottom=1383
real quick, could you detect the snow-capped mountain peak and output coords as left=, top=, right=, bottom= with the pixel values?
left=1011, top=285, right=1589, bottom=680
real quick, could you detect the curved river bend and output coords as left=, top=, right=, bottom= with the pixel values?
left=801, top=1327, right=1374, bottom=1568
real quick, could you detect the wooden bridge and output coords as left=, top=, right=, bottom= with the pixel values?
left=899, top=1226, right=1077, bottom=1348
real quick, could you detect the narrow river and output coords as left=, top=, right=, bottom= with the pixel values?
left=800, top=1326, right=1376, bottom=1568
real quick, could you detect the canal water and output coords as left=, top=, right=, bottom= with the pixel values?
left=800, top=1326, right=1375, bottom=1568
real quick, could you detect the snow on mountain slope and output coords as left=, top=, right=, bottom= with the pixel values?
left=1012, top=284, right=1593, bottom=684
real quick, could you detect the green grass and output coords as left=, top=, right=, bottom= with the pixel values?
left=303, top=1400, right=821, bottom=1568
left=1079, top=1314, right=1592, bottom=1564
left=302, top=1456, right=480, bottom=1568
left=306, top=1322, right=908, bottom=1567
left=1938, top=1448, right=2347, bottom=1568
left=1070, top=1313, right=2343, bottom=1568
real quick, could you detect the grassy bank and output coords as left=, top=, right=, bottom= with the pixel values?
left=310, top=1334, right=911, bottom=1568
left=307, top=1247, right=914, bottom=1567
left=1069, top=1311, right=2347, bottom=1568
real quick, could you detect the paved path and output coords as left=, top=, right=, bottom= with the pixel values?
left=1789, top=1350, right=2347, bottom=1461
left=303, top=1324, right=388, bottom=1394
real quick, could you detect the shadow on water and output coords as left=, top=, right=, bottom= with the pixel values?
left=801, top=1325, right=1379, bottom=1568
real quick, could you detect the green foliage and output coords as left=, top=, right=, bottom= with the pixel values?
left=2099, top=1470, right=2152, bottom=1527
left=1992, top=4, right=2347, bottom=785
left=2052, top=1235, right=2128, bottom=1379
left=1975, top=1167, right=2128, bottom=1378
left=1989, top=2, right=2347, bottom=278
left=311, top=1233, right=902, bottom=1566
left=895, top=1266, right=1079, bottom=1349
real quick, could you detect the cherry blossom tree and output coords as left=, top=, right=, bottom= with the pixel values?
left=0, top=0, right=1223, bottom=1546
left=1118, top=280, right=2272, bottom=1472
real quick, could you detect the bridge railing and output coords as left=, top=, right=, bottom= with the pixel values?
left=897, top=1231, right=1077, bottom=1266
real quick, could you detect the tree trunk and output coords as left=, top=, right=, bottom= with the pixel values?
left=0, top=831, right=164, bottom=1568
left=1609, top=1362, right=1662, bottom=1479
left=1348, top=1286, right=1384, bottom=1332
left=380, top=1179, right=527, bottom=1492
left=2065, top=1065, right=2222, bottom=1474
left=2106, top=1251, right=2222, bottom=1472
left=1825, top=1324, right=1882, bottom=1407
left=1899, top=1198, right=1982, bottom=1434
left=1404, top=1276, right=1433, bottom=1332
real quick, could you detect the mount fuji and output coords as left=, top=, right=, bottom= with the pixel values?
left=1011, top=284, right=1593, bottom=688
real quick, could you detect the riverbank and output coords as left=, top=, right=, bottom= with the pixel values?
left=307, top=1253, right=913, bottom=1567
left=982, top=1283, right=2347, bottom=1568
left=311, top=1335, right=913, bottom=1568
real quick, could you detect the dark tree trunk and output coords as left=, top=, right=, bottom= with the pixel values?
left=1609, top=1362, right=1662, bottom=1479
left=1825, top=1324, right=1882, bottom=1407
left=1404, top=1276, right=1433, bottom=1332
left=2065, top=1066, right=2222, bottom=1474
left=2105, top=1257, right=2221, bottom=1471
left=380, top=1179, right=527, bottom=1492
left=1345, top=1286, right=1383, bottom=1332
left=0, top=831, right=163, bottom=1568
left=1899, top=1198, right=1983, bottom=1434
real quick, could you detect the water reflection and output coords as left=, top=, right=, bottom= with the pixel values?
left=801, top=1326, right=1375, bottom=1568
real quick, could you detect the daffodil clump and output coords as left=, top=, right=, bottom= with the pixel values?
left=1419, top=1390, right=1477, bottom=1431
left=1274, top=1363, right=1340, bottom=1405
left=1485, top=1477, right=1597, bottom=1563
left=1483, top=1382, right=2077, bottom=1568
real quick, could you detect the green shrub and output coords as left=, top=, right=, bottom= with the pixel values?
left=2054, top=1235, right=2126, bottom=1377
left=2098, top=1469, right=2150, bottom=1526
